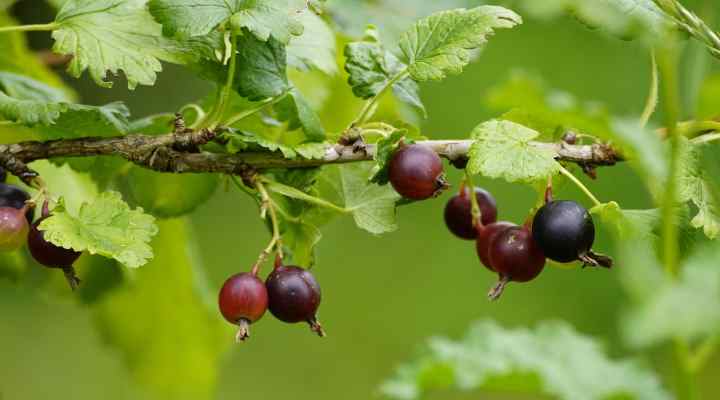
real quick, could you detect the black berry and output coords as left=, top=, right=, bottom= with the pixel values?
left=28, top=216, right=82, bottom=290
left=389, top=144, right=448, bottom=200
left=444, top=187, right=497, bottom=240
left=487, top=225, right=545, bottom=300
left=0, top=206, right=30, bottom=251
left=0, top=183, right=33, bottom=223
left=476, top=221, right=514, bottom=271
left=218, top=272, right=269, bottom=342
left=532, top=200, right=612, bottom=268
left=266, top=265, right=325, bottom=336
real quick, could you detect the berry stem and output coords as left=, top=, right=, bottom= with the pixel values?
left=349, top=68, right=409, bottom=128
left=464, top=170, right=482, bottom=228
left=639, top=49, right=659, bottom=128
left=202, top=32, right=238, bottom=129
left=0, top=23, right=59, bottom=34
left=62, top=266, right=81, bottom=291
left=557, top=166, right=602, bottom=207
left=252, top=180, right=284, bottom=275
left=261, top=178, right=349, bottom=214
left=308, top=317, right=326, bottom=337
left=222, top=90, right=290, bottom=127
left=544, top=176, right=553, bottom=204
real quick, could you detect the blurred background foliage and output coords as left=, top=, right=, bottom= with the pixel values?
left=1, top=0, right=720, bottom=399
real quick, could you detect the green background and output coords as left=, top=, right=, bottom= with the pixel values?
left=2, top=1, right=719, bottom=399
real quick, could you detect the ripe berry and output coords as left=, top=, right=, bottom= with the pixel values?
left=28, top=216, right=82, bottom=290
left=388, top=144, right=448, bottom=200
left=487, top=225, right=545, bottom=300
left=0, top=206, right=30, bottom=251
left=532, top=200, right=612, bottom=268
left=444, top=187, right=498, bottom=240
left=476, top=221, right=515, bottom=270
left=218, top=272, right=269, bottom=342
left=0, top=183, right=33, bottom=223
left=266, top=265, right=325, bottom=336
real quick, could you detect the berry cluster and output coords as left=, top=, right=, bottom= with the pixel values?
left=386, top=144, right=612, bottom=300
left=218, top=256, right=324, bottom=342
left=0, top=169, right=82, bottom=289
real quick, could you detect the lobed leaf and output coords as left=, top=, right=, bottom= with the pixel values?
left=382, top=320, right=670, bottom=400
left=287, top=10, right=337, bottom=74
left=275, top=87, right=326, bottom=141
left=39, top=191, right=159, bottom=268
left=467, top=120, right=560, bottom=183
left=338, top=163, right=400, bottom=234
left=234, top=34, right=289, bottom=101
left=398, top=6, right=521, bottom=82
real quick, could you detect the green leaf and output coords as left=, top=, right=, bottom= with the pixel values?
left=382, top=320, right=670, bottom=400
left=287, top=10, right=336, bottom=74
left=0, top=71, right=69, bottom=102
left=678, top=138, right=720, bottom=239
left=336, top=163, right=400, bottom=234
left=38, top=191, right=159, bottom=268
left=42, top=102, right=130, bottom=139
left=125, top=168, right=219, bottom=219
left=149, top=0, right=303, bottom=44
left=280, top=217, right=322, bottom=267
left=275, top=87, right=325, bottom=141
left=622, top=244, right=720, bottom=348
left=52, top=0, right=165, bottom=89
left=344, top=26, right=425, bottom=117
left=398, top=6, right=521, bottom=82
left=0, top=91, right=64, bottom=125
left=93, top=219, right=227, bottom=399
left=228, top=0, right=304, bottom=44
left=467, top=120, right=560, bottom=183
left=235, top=34, right=289, bottom=101
left=516, top=0, right=671, bottom=40
left=611, top=119, right=668, bottom=185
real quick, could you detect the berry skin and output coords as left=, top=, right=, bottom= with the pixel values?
left=0, top=206, right=30, bottom=251
left=532, top=200, right=612, bottom=268
left=0, top=183, right=33, bottom=223
left=266, top=265, right=325, bottom=336
left=476, top=221, right=515, bottom=270
left=388, top=144, right=448, bottom=200
left=487, top=225, right=545, bottom=300
left=218, top=272, right=269, bottom=342
left=444, top=187, right=498, bottom=240
left=28, top=216, right=82, bottom=290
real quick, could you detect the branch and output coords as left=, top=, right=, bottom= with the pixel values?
left=0, top=132, right=622, bottom=185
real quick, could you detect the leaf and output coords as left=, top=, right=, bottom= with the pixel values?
left=235, top=33, right=289, bottom=101
left=280, top=217, right=322, bottom=267
left=398, top=6, right=521, bottom=82
left=0, top=71, right=69, bottom=102
left=344, top=25, right=425, bottom=116
left=678, top=138, right=720, bottom=239
left=39, top=191, right=159, bottom=268
left=52, top=0, right=164, bottom=89
left=382, top=320, right=671, bottom=400
left=275, top=87, right=325, bottom=141
left=622, top=244, right=720, bottom=348
left=467, top=120, right=560, bottom=183
left=228, top=0, right=304, bottom=44
left=287, top=10, right=336, bottom=74
left=42, top=102, right=130, bottom=139
left=0, top=91, right=64, bottom=125
left=338, top=163, right=400, bottom=234
left=93, top=219, right=228, bottom=399
left=125, top=168, right=219, bottom=219
left=516, top=0, right=671, bottom=41
left=611, top=119, right=668, bottom=185
left=149, top=0, right=303, bottom=44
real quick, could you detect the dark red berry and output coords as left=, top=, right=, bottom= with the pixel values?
left=476, top=221, right=515, bottom=270
left=266, top=265, right=324, bottom=336
left=444, top=187, right=497, bottom=240
left=28, top=216, right=82, bottom=290
left=532, top=200, right=612, bottom=268
left=0, top=206, right=29, bottom=251
left=0, top=183, right=33, bottom=223
left=487, top=225, right=545, bottom=300
left=218, top=272, right=269, bottom=342
left=388, top=144, right=448, bottom=200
